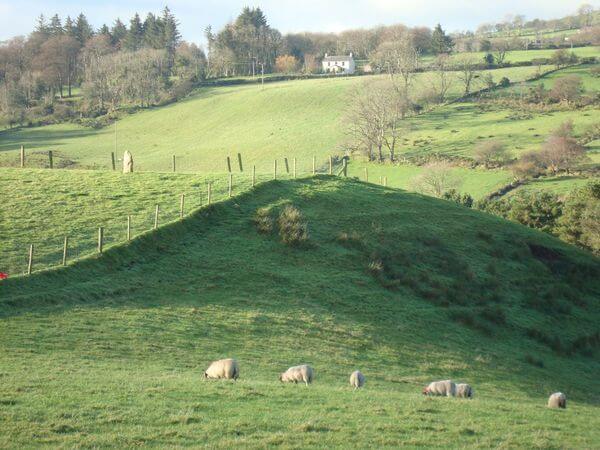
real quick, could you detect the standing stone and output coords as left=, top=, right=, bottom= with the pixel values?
left=123, top=150, right=133, bottom=173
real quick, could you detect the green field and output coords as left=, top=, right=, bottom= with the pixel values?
left=1, top=177, right=599, bottom=448
left=509, top=176, right=600, bottom=197
left=0, top=168, right=286, bottom=276
left=0, top=64, right=568, bottom=173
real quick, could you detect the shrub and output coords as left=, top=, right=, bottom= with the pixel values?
left=498, top=77, right=510, bottom=88
left=254, top=207, right=274, bottom=234
left=278, top=205, right=309, bottom=246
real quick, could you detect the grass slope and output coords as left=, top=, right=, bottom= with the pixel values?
left=0, top=65, right=564, bottom=173
left=1, top=177, right=599, bottom=448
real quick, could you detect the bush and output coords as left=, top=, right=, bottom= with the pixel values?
left=278, top=205, right=309, bottom=246
left=254, top=207, right=274, bottom=234
left=498, top=77, right=510, bottom=88
left=524, top=354, right=544, bottom=368
left=442, top=189, right=473, bottom=207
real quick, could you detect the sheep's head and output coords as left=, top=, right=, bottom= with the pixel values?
left=422, top=387, right=429, bottom=395
left=278, top=373, right=283, bottom=382
left=203, top=371, right=208, bottom=379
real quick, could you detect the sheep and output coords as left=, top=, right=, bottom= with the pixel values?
left=204, top=358, right=239, bottom=380
left=548, top=392, right=566, bottom=409
left=422, top=380, right=456, bottom=397
left=349, top=370, right=365, bottom=390
left=456, top=383, right=473, bottom=398
left=279, top=365, right=314, bottom=386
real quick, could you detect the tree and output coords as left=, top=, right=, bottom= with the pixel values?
left=474, top=140, right=510, bottom=167
left=578, top=4, right=595, bottom=27
left=409, top=162, right=461, bottom=197
left=123, top=13, right=143, bottom=51
left=111, top=19, right=127, bottom=49
left=142, top=13, right=163, bottom=49
left=49, top=15, right=63, bottom=36
left=162, top=6, right=181, bottom=67
left=550, top=49, right=578, bottom=68
left=484, top=53, right=495, bottom=67
left=275, top=55, right=299, bottom=73
left=492, top=40, right=510, bottom=65
left=429, top=54, right=453, bottom=103
left=74, top=13, right=94, bottom=45
left=539, top=124, right=587, bottom=174
left=34, top=35, right=80, bottom=98
left=512, top=151, right=543, bottom=179
left=371, top=34, right=419, bottom=101
left=345, top=79, right=408, bottom=162
left=430, top=24, right=453, bottom=54
left=549, top=75, right=583, bottom=103
left=455, top=56, right=478, bottom=95
left=558, top=181, right=600, bottom=255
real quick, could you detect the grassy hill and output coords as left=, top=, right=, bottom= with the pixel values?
left=0, top=65, right=567, bottom=173
left=1, top=177, right=599, bottom=448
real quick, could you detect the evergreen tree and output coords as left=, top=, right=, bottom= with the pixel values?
left=34, top=14, right=49, bottom=35
left=49, top=14, right=63, bottom=36
left=74, top=13, right=94, bottom=44
left=142, top=13, right=164, bottom=49
left=162, top=6, right=181, bottom=67
left=123, top=13, right=143, bottom=51
left=99, top=24, right=111, bottom=38
left=430, top=24, right=454, bottom=54
left=111, top=19, right=127, bottom=48
left=64, top=16, right=75, bottom=38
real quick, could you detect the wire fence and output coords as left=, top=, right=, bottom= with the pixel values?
left=4, top=156, right=351, bottom=277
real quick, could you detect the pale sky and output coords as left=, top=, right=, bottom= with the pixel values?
left=0, top=0, right=597, bottom=45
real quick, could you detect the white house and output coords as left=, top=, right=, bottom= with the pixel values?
left=322, top=53, right=356, bottom=75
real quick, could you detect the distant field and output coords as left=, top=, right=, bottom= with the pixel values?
left=346, top=161, right=513, bottom=199
left=0, top=65, right=563, bottom=173
left=509, top=176, right=599, bottom=197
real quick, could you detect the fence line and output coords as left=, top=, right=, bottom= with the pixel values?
left=13, top=156, right=357, bottom=277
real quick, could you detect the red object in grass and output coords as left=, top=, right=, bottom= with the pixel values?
left=0, top=272, right=8, bottom=280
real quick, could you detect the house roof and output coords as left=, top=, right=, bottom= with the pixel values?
left=323, top=55, right=353, bottom=62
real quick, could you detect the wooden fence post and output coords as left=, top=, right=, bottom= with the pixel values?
left=343, top=158, right=348, bottom=177
left=274, top=160, right=277, bottom=180
left=154, top=205, right=159, bottom=229
left=226, top=156, right=232, bottom=173
left=237, top=153, right=243, bottom=172
left=48, top=150, right=53, bottom=169
left=172, top=155, right=176, bottom=172
left=293, top=157, right=297, bottom=179
left=127, top=215, right=131, bottom=241
left=98, top=227, right=103, bottom=254
left=252, top=165, right=256, bottom=187
left=207, top=183, right=212, bottom=205
left=329, top=156, right=332, bottom=175
left=62, top=236, right=68, bottom=266
left=27, top=244, right=34, bottom=275
left=312, top=156, right=316, bottom=176
left=364, top=167, right=368, bottom=182
left=284, top=157, right=290, bottom=174
left=111, top=152, right=116, bottom=171
left=383, top=176, right=387, bottom=187
left=20, top=145, right=25, bottom=168
left=180, top=194, right=185, bottom=218
left=228, top=174, right=233, bottom=197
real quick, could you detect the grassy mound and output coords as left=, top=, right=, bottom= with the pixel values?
left=1, top=177, right=599, bottom=448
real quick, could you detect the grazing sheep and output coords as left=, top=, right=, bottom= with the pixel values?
left=548, top=392, right=566, bottom=409
left=349, top=370, right=365, bottom=390
left=456, top=383, right=473, bottom=398
left=422, top=380, right=456, bottom=397
left=279, top=365, right=314, bottom=386
left=204, top=358, right=239, bottom=380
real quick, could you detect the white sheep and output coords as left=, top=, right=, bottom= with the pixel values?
left=456, top=383, right=473, bottom=398
left=279, top=365, right=314, bottom=386
left=204, top=358, right=239, bottom=380
left=547, top=392, right=566, bottom=409
left=349, top=370, right=365, bottom=390
left=422, top=380, right=456, bottom=397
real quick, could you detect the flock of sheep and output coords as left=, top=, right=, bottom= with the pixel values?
left=203, top=359, right=567, bottom=408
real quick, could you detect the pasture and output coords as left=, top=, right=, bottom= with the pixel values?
left=1, top=177, right=599, bottom=448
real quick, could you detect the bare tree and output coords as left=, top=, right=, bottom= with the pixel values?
left=371, top=33, right=420, bottom=101
left=455, top=56, right=478, bottom=95
left=539, top=121, right=588, bottom=174
left=474, top=140, right=510, bottom=167
left=409, top=161, right=462, bottom=197
left=430, top=54, right=453, bottom=103
left=492, top=39, right=510, bottom=65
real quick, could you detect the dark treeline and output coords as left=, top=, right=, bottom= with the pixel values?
left=0, top=7, right=206, bottom=127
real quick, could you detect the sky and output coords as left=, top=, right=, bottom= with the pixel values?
left=0, top=0, right=598, bottom=45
